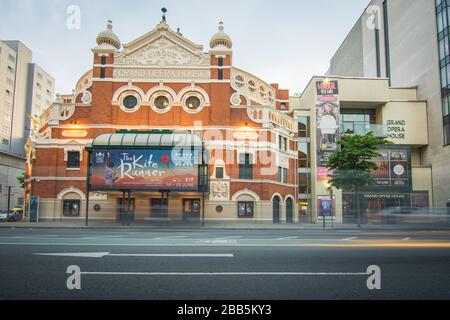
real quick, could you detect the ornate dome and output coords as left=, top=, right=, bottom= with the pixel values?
left=96, top=20, right=121, bottom=50
left=209, top=21, right=232, bottom=50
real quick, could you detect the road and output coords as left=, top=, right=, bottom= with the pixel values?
left=0, top=228, right=450, bottom=300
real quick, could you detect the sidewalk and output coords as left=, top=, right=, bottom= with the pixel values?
left=1, top=220, right=449, bottom=231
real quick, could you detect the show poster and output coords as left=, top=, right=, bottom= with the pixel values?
left=89, top=149, right=199, bottom=191
left=315, top=80, right=340, bottom=181
left=370, top=148, right=410, bottom=188
left=318, top=195, right=335, bottom=219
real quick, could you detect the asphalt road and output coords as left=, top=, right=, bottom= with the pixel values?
left=0, top=228, right=450, bottom=300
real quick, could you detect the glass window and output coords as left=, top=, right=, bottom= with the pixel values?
left=298, top=117, right=309, bottom=138
left=218, top=57, right=224, bottom=67
left=279, top=167, right=288, bottom=184
left=279, top=136, right=287, bottom=151
left=185, top=96, right=201, bottom=110
left=218, top=69, right=223, bottom=80
left=216, top=167, right=224, bottom=179
left=298, top=173, right=311, bottom=194
left=298, top=142, right=310, bottom=168
left=238, top=201, right=254, bottom=218
left=239, top=153, right=253, bottom=179
left=123, top=95, right=138, bottom=109
left=100, top=67, right=105, bottom=79
left=101, top=56, right=107, bottom=65
left=63, top=200, right=81, bottom=217
left=154, top=95, right=170, bottom=110
left=67, top=151, right=80, bottom=168
left=183, top=199, right=201, bottom=214
left=445, top=122, right=450, bottom=146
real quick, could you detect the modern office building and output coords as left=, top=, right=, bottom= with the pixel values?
left=0, top=40, right=55, bottom=210
left=328, top=0, right=450, bottom=208
left=291, top=76, right=432, bottom=223
left=25, top=20, right=297, bottom=223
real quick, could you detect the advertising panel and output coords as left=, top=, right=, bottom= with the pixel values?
left=90, top=149, right=199, bottom=191
left=315, top=80, right=340, bottom=181
left=370, top=148, right=411, bottom=189
left=318, top=195, right=335, bottom=219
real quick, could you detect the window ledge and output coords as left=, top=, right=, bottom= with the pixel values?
left=66, top=168, right=81, bottom=171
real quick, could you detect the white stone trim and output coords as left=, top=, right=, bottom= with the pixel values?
left=231, top=189, right=261, bottom=202
left=271, top=193, right=284, bottom=203
left=57, top=187, right=86, bottom=200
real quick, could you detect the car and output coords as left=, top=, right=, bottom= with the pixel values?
left=0, top=210, right=23, bottom=222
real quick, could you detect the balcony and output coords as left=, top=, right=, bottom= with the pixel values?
left=340, top=124, right=388, bottom=137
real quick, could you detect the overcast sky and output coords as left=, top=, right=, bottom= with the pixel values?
left=0, top=0, right=369, bottom=95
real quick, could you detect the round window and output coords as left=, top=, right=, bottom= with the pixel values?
left=122, top=95, right=138, bottom=109
left=154, top=95, right=170, bottom=110
left=216, top=206, right=224, bottom=213
left=93, top=204, right=102, bottom=212
left=248, top=80, right=256, bottom=92
left=185, top=96, right=201, bottom=110
left=234, top=75, right=245, bottom=88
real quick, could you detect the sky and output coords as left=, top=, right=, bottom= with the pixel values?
left=0, top=0, right=370, bottom=95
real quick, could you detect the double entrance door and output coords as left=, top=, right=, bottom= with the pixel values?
left=150, top=192, right=169, bottom=221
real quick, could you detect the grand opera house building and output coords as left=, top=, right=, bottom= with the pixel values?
left=24, top=18, right=298, bottom=224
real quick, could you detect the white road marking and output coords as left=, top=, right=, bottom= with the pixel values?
left=215, top=236, right=243, bottom=240
left=276, top=237, right=299, bottom=240
left=81, top=271, right=368, bottom=276
left=402, top=238, right=411, bottom=241
left=343, top=237, right=357, bottom=241
left=153, top=236, right=188, bottom=240
left=34, top=252, right=234, bottom=258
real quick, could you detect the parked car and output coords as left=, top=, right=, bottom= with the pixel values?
left=0, top=210, right=23, bottom=222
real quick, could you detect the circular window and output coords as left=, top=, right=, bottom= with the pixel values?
left=154, top=96, right=169, bottom=110
left=186, top=96, right=201, bottom=110
left=93, top=204, right=102, bottom=212
left=259, top=86, right=266, bottom=98
left=248, top=80, right=256, bottom=93
left=234, top=75, right=245, bottom=88
left=123, top=95, right=138, bottom=109
left=119, top=92, right=141, bottom=112
left=216, top=206, right=224, bottom=213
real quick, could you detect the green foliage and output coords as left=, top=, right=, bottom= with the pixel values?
left=17, top=173, right=25, bottom=189
left=326, top=132, right=392, bottom=191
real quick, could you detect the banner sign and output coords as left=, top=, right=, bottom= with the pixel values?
left=315, top=80, right=340, bottom=181
left=370, top=148, right=411, bottom=189
left=90, top=149, right=199, bottom=191
left=318, top=195, right=335, bottom=219
left=29, top=196, right=40, bottom=222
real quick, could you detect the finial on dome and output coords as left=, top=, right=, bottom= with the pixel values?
left=209, top=21, right=232, bottom=50
left=107, top=20, right=113, bottom=30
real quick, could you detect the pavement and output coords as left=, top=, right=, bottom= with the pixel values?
left=1, top=228, right=450, bottom=300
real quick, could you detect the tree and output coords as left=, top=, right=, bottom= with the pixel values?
left=326, top=132, right=392, bottom=227
left=17, top=173, right=25, bottom=189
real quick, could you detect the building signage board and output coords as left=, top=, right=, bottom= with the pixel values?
left=315, top=80, right=340, bottom=181
left=370, top=148, right=411, bottom=189
left=28, top=196, right=40, bottom=222
left=317, top=195, right=335, bottom=220
left=89, top=149, right=199, bottom=191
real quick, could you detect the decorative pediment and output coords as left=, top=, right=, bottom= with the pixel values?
left=115, top=23, right=209, bottom=67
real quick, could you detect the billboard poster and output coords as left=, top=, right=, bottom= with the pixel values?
left=370, top=148, right=410, bottom=189
left=29, top=196, right=40, bottom=222
left=315, top=80, right=340, bottom=181
left=318, top=195, right=335, bottom=219
left=90, top=149, right=199, bottom=191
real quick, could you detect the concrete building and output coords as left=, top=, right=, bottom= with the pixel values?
left=291, top=76, right=432, bottom=224
left=328, top=0, right=450, bottom=207
left=0, top=40, right=55, bottom=210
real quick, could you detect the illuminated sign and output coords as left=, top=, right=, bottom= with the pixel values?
left=89, top=149, right=199, bottom=191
